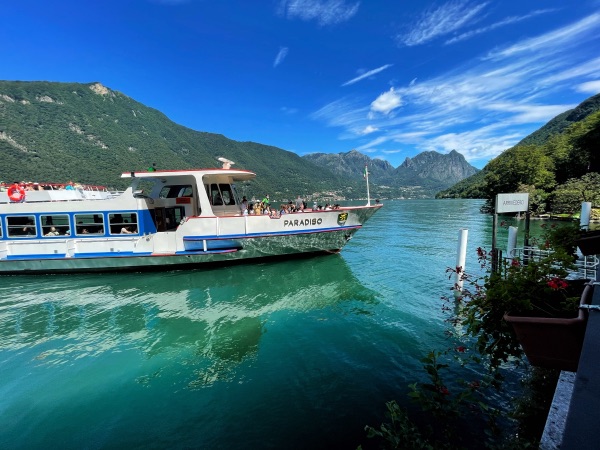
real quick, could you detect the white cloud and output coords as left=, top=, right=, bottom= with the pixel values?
left=486, top=13, right=600, bottom=60
left=381, top=149, right=402, bottom=154
left=342, top=64, right=393, bottom=86
left=370, top=88, right=402, bottom=115
left=359, top=125, right=379, bottom=135
left=273, top=47, right=289, bottom=67
left=397, top=0, right=489, bottom=47
left=445, top=9, right=556, bottom=45
left=277, top=0, right=360, bottom=26
left=311, top=12, right=600, bottom=164
left=356, top=136, right=389, bottom=153
left=576, top=80, right=600, bottom=94
left=541, top=57, right=600, bottom=85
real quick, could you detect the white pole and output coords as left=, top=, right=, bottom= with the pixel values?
left=577, top=202, right=592, bottom=260
left=455, top=229, right=468, bottom=297
left=365, top=165, right=371, bottom=206
left=507, top=226, right=518, bottom=258
left=580, top=202, right=592, bottom=231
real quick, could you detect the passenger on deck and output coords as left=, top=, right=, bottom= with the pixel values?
left=121, top=226, right=134, bottom=234
left=241, top=196, right=249, bottom=214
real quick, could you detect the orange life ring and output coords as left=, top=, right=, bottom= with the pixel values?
left=7, top=185, right=25, bottom=202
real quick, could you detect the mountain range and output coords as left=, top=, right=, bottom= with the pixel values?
left=0, top=80, right=477, bottom=201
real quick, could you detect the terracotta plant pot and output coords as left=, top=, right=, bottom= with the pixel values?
left=576, top=230, right=600, bottom=256
left=504, top=282, right=594, bottom=372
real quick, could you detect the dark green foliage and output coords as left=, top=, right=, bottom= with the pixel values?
left=0, top=81, right=347, bottom=199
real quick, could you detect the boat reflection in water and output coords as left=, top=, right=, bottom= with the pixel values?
left=0, top=255, right=381, bottom=449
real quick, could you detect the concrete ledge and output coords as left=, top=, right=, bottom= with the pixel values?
left=553, top=283, right=600, bottom=449
left=540, top=371, right=576, bottom=449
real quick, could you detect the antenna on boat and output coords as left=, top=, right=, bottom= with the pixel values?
left=217, top=157, right=235, bottom=169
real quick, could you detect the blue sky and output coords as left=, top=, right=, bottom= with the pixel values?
left=2, top=0, right=600, bottom=169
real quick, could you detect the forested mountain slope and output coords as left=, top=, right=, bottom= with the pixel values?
left=0, top=80, right=477, bottom=200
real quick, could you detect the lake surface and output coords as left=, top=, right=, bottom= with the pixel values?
left=1, top=199, right=521, bottom=449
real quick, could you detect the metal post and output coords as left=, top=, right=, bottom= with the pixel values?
left=492, top=213, right=498, bottom=273
left=455, top=229, right=468, bottom=297
left=507, top=226, right=518, bottom=258
left=581, top=202, right=592, bottom=231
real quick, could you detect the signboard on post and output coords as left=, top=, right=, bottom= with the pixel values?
left=495, top=193, right=529, bottom=214
left=492, top=193, right=530, bottom=273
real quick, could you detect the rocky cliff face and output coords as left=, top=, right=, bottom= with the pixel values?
left=399, top=150, right=478, bottom=184
left=304, top=148, right=478, bottom=189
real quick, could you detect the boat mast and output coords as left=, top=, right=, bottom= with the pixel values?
left=364, top=164, right=371, bottom=206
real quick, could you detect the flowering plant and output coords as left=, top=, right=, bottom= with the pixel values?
left=454, top=245, right=585, bottom=368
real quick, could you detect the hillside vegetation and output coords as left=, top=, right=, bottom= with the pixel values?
left=0, top=81, right=349, bottom=200
left=0, top=80, right=476, bottom=201
left=437, top=93, right=600, bottom=214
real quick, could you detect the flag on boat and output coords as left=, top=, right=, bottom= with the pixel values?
left=363, top=165, right=368, bottom=179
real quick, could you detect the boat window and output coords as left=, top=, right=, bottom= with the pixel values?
left=159, top=185, right=193, bottom=199
left=6, top=215, right=37, bottom=238
left=219, top=184, right=236, bottom=206
left=208, top=184, right=223, bottom=205
left=74, top=213, right=105, bottom=235
left=41, top=214, right=70, bottom=237
left=165, top=207, right=185, bottom=230
left=207, top=183, right=236, bottom=206
left=108, top=212, right=138, bottom=235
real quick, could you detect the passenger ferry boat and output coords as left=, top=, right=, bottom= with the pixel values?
left=0, top=163, right=382, bottom=274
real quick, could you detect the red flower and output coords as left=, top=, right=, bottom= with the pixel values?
left=456, top=346, right=467, bottom=353
left=437, top=386, right=450, bottom=396
left=511, top=259, right=520, bottom=267
left=547, top=277, right=568, bottom=290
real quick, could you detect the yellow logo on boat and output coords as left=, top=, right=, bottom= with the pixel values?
left=337, top=213, right=348, bottom=224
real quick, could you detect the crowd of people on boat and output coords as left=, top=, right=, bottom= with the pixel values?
left=239, top=194, right=340, bottom=217
left=0, top=180, right=87, bottom=192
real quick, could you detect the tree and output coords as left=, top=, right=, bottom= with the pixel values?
left=482, top=145, right=555, bottom=211
left=550, top=172, right=600, bottom=214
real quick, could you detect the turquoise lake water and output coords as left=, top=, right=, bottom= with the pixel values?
left=1, top=199, right=535, bottom=449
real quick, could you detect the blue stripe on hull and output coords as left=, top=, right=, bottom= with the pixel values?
left=5, top=248, right=239, bottom=261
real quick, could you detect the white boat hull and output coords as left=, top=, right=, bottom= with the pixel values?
left=0, top=168, right=382, bottom=274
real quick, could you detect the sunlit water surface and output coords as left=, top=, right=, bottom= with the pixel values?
left=1, top=199, right=537, bottom=449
